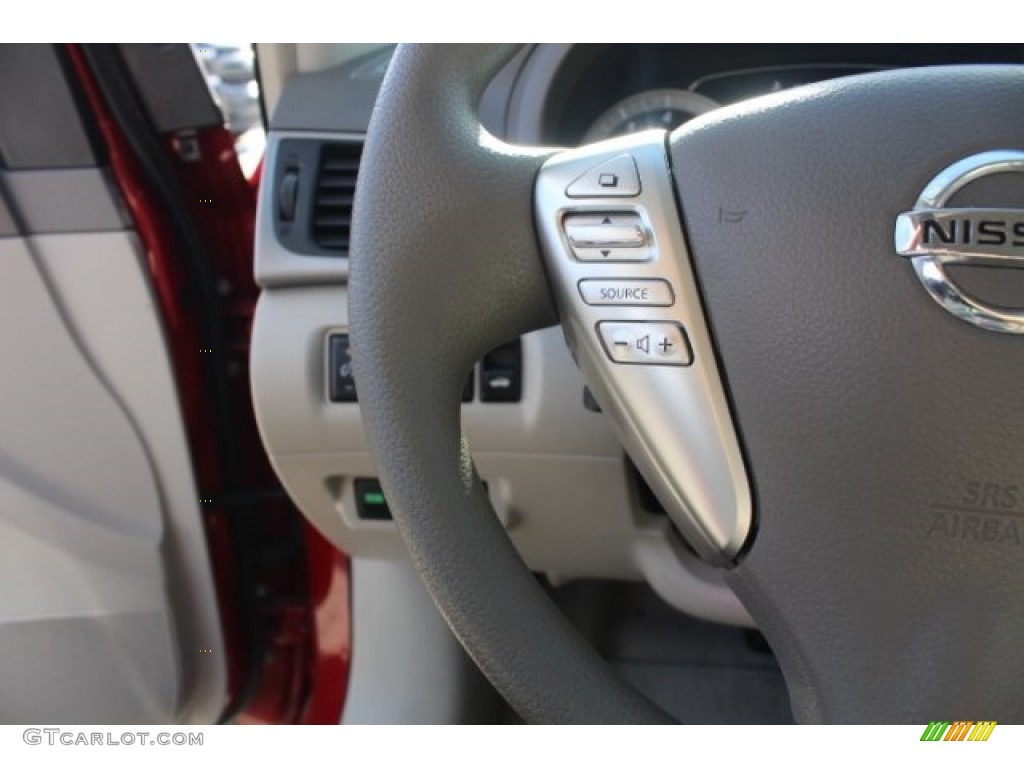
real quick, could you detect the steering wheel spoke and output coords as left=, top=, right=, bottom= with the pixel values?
left=534, top=131, right=752, bottom=563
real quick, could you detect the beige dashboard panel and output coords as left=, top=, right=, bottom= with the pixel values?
left=250, top=226, right=752, bottom=626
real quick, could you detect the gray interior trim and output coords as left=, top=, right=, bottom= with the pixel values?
left=270, top=48, right=394, bottom=133
left=33, top=230, right=227, bottom=724
left=2, top=168, right=129, bottom=234
left=553, top=581, right=789, bottom=723
left=341, top=558, right=500, bottom=724
left=0, top=234, right=180, bottom=723
left=478, top=45, right=535, bottom=139
left=505, top=44, right=577, bottom=144
left=0, top=187, right=18, bottom=238
left=0, top=44, right=97, bottom=169
left=0, top=613, right=178, bottom=725
left=119, top=44, right=223, bottom=133
left=266, top=44, right=530, bottom=141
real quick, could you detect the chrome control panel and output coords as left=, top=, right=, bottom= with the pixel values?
left=533, top=131, right=752, bottom=562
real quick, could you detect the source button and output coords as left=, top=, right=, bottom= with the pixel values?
left=578, top=278, right=674, bottom=307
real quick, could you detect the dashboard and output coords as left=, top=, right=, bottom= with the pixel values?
left=252, top=43, right=1024, bottom=630
left=496, top=44, right=1024, bottom=146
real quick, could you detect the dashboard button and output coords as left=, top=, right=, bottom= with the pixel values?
left=597, top=321, right=692, bottom=366
left=579, top=278, right=674, bottom=307
left=566, top=154, right=641, bottom=197
left=571, top=245, right=652, bottom=262
left=481, top=368, right=520, bottom=402
left=564, top=213, right=645, bottom=247
left=355, top=478, right=392, bottom=520
left=481, top=339, right=523, bottom=402
left=328, top=333, right=358, bottom=402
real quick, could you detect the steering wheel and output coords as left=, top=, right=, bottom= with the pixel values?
left=349, top=45, right=1024, bottom=723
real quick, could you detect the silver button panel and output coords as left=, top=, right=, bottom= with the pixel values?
left=533, top=131, right=752, bottom=563
left=579, top=279, right=674, bottom=307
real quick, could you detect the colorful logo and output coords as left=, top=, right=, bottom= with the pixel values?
left=920, top=721, right=997, bottom=742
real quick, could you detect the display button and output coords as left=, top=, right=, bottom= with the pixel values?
left=597, top=321, right=692, bottom=366
left=578, top=279, right=674, bottom=307
left=566, top=154, right=641, bottom=198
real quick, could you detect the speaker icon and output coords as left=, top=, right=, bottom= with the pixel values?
left=636, top=335, right=650, bottom=354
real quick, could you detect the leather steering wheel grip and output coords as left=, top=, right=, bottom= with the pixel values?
left=348, top=44, right=671, bottom=723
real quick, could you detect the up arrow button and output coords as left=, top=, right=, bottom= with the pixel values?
left=566, top=154, right=641, bottom=198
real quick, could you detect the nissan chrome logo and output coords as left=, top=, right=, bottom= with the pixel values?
left=894, top=150, right=1024, bottom=333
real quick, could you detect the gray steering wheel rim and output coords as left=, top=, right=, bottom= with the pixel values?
left=348, top=44, right=671, bottom=724
left=351, top=44, right=1024, bottom=724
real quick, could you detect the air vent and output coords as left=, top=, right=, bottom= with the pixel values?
left=312, top=142, right=362, bottom=252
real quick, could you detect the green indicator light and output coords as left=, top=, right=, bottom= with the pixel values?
left=363, top=491, right=386, bottom=506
